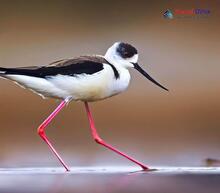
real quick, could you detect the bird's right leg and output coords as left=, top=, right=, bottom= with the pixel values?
left=84, top=102, right=149, bottom=170
left=37, top=97, right=72, bottom=171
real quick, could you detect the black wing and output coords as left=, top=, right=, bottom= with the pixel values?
left=0, top=56, right=105, bottom=78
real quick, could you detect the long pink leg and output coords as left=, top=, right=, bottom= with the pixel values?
left=84, top=102, right=149, bottom=170
left=37, top=97, right=72, bottom=171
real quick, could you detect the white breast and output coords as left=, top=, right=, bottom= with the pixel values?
left=108, top=66, right=131, bottom=97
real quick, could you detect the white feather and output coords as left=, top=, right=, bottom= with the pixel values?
left=5, top=75, right=69, bottom=99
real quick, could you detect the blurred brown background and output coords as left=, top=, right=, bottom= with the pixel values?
left=0, top=0, right=219, bottom=168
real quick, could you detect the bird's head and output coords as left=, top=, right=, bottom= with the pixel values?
left=105, top=42, right=168, bottom=91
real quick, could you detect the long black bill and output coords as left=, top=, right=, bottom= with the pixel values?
left=133, top=63, right=169, bottom=91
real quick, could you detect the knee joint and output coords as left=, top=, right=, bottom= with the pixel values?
left=95, top=137, right=103, bottom=144
left=37, top=127, right=44, bottom=136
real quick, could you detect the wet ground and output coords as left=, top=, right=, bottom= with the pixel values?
left=0, top=167, right=219, bottom=193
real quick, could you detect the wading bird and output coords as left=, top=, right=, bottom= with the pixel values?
left=0, top=42, right=168, bottom=171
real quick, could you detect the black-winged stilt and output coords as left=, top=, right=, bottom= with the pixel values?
left=0, top=42, right=168, bottom=171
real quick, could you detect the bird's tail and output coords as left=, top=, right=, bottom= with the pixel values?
left=0, top=67, right=24, bottom=75
left=0, top=67, right=7, bottom=75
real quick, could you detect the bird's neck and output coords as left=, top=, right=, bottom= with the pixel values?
left=104, top=53, right=128, bottom=71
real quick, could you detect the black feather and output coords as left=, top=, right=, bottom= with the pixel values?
left=117, top=42, right=138, bottom=59
left=0, top=56, right=120, bottom=80
left=0, top=59, right=104, bottom=78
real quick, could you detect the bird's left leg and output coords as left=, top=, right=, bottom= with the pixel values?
left=37, top=96, right=72, bottom=171
left=84, top=102, right=149, bottom=170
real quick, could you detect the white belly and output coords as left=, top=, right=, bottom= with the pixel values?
left=48, top=65, right=131, bottom=101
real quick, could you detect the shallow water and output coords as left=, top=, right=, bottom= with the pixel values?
left=0, top=167, right=219, bottom=193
